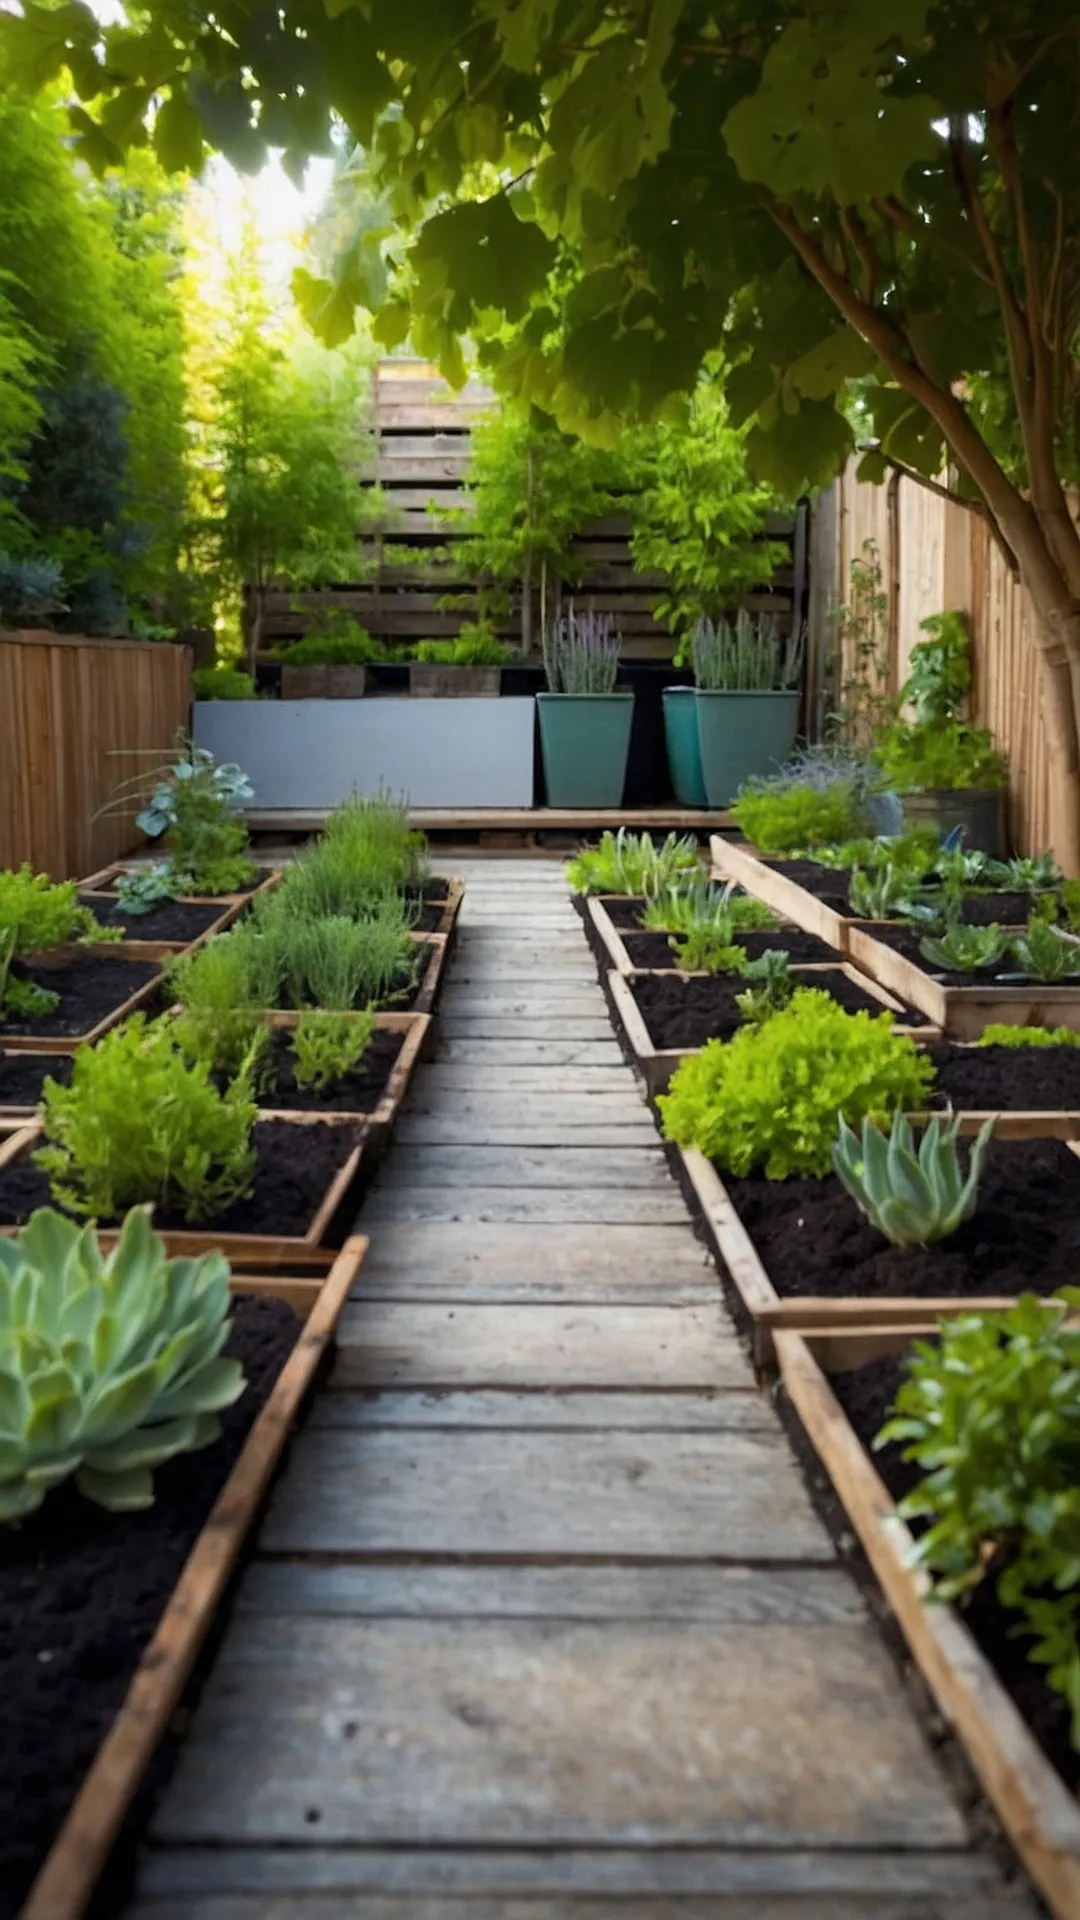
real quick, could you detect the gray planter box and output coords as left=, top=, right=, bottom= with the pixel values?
left=193, top=697, right=535, bottom=807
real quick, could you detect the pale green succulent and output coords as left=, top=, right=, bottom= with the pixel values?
left=0, top=1204, right=245, bottom=1521
left=832, top=1110, right=996, bottom=1248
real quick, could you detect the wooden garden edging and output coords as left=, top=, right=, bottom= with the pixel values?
left=775, top=1324, right=1080, bottom=1920
left=0, top=947, right=166, bottom=1056
left=607, top=966, right=929, bottom=1098
left=845, top=922, right=1080, bottom=1039
left=253, top=1009, right=430, bottom=1144
left=710, top=836, right=855, bottom=950
left=19, top=1234, right=367, bottom=1920
left=75, top=864, right=283, bottom=955
left=0, top=1119, right=367, bottom=1271
left=679, top=1137, right=1080, bottom=1367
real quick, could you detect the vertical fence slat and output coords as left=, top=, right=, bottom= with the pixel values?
left=0, top=634, right=191, bottom=879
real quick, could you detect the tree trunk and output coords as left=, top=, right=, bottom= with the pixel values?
left=246, top=583, right=265, bottom=678
left=1023, top=595, right=1080, bottom=875
left=521, top=549, right=533, bottom=654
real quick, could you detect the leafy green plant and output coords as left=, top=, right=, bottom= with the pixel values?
left=105, top=743, right=257, bottom=897
left=275, top=903, right=418, bottom=1010
left=1059, top=882, right=1080, bottom=932
left=290, top=1008, right=375, bottom=1093
left=413, top=633, right=511, bottom=667
left=657, top=989, right=935, bottom=1178
left=848, top=862, right=923, bottom=921
left=978, top=1024, right=1080, bottom=1049
left=192, top=665, right=256, bottom=700
left=996, top=853, right=1062, bottom=893
left=919, top=922, right=1007, bottom=973
left=0, top=1204, right=245, bottom=1519
left=543, top=605, right=621, bottom=693
left=734, top=949, right=794, bottom=1026
left=115, top=863, right=176, bottom=917
left=0, top=864, right=118, bottom=954
left=280, top=795, right=427, bottom=920
left=565, top=829, right=699, bottom=898
left=669, top=928, right=749, bottom=975
left=833, top=1111, right=995, bottom=1248
left=873, top=613, right=1007, bottom=795
left=275, top=624, right=388, bottom=668
left=640, top=880, right=775, bottom=937
left=36, top=1015, right=257, bottom=1223
left=691, top=609, right=803, bottom=691
left=1003, top=919, right=1080, bottom=984
left=729, top=782, right=861, bottom=853
left=877, top=1294, right=1080, bottom=1746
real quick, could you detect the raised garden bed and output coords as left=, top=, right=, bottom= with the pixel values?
left=0, top=1115, right=367, bottom=1269
left=776, top=1324, right=1080, bottom=1920
left=0, top=948, right=163, bottom=1053
left=678, top=1129, right=1080, bottom=1356
left=11, top=1236, right=365, bottom=1920
left=845, top=920, right=1080, bottom=1038
left=607, top=965, right=924, bottom=1096
left=929, top=1038, right=1080, bottom=1119
left=79, top=862, right=281, bottom=904
left=586, top=896, right=839, bottom=975
left=78, top=893, right=238, bottom=949
left=250, top=1010, right=428, bottom=1138
left=406, top=877, right=464, bottom=937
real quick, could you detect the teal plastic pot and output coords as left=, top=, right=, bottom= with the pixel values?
left=537, top=692, right=634, bottom=806
left=662, top=688, right=707, bottom=807
left=901, top=787, right=1006, bottom=858
left=695, top=689, right=800, bottom=806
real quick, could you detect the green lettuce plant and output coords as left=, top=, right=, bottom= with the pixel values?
left=0, top=863, right=119, bottom=954
left=36, top=1015, right=257, bottom=1223
left=1003, top=918, right=1080, bottom=984
left=290, top=1008, right=375, bottom=1093
left=657, top=989, right=934, bottom=1178
left=833, top=1110, right=995, bottom=1248
left=565, top=828, right=699, bottom=897
left=0, top=1205, right=245, bottom=1519
left=977, top=1024, right=1080, bottom=1049
left=115, top=863, right=177, bottom=917
left=413, top=632, right=511, bottom=667
left=877, top=1293, right=1080, bottom=1748
left=192, top=665, right=257, bottom=700
left=729, top=783, right=861, bottom=854
left=919, top=922, right=1007, bottom=973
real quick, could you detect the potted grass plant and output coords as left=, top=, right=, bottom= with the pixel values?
left=692, top=610, right=804, bottom=806
left=537, top=605, right=634, bottom=807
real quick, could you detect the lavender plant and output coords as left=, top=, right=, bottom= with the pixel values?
left=691, top=609, right=804, bottom=692
left=542, top=604, right=621, bottom=694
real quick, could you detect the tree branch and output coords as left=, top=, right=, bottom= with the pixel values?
left=947, top=120, right=1031, bottom=390
left=841, top=207, right=878, bottom=306
left=880, top=455, right=1021, bottom=578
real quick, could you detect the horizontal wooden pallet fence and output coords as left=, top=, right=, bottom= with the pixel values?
left=0, top=630, right=192, bottom=880
left=259, top=356, right=802, bottom=661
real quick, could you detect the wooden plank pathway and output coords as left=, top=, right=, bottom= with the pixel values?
left=128, top=861, right=1036, bottom=1919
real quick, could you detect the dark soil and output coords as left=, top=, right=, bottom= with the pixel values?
left=0, top=1292, right=301, bottom=1919
left=0, top=955, right=160, bottom=1038
left=623, top=927, right=842, bottom=971
left=958, top=889, right=1034, bottom=926
left=0, top=1052, right=73, bottom=1110
left=722, top=1136, right=1080, bottom=1301
left=863, top=921, right=1024, bottom=987
left=930, top=1039, right=1080, bottom=1110
left=253, top=1028, right=404, bottom=1114
left=761, top=859, right=849, bottom=911
left=80, top=896, right=224, bottom=943
left=827, top=1354, right=1078, bottom=1793
left=0, top=1118, right=364, bottom=1238
left=761, top=862, right=1035, bottom=927
left=631, top=967, right=901, bottom=1051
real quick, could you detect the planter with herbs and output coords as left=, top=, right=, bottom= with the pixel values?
left=537, top=607, right=634, bottom=808
left=0, top=1207, right=364, bottom=1920
left=690, top=610, right=804, bottom=807
left=776, top=1310, right=1080, bottom=1920
left=0, top=864, right=165, bottom=1054
left=659, top=992, right=1080, bottom=1353
left=873, top=610, right=1008, bottom=856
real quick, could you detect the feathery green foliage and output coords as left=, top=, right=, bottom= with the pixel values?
left=290, top=1009, right=376, bottom=1094
left=691, top=610, right=803, bottom=691
left=729, top=784, right=861, bottom=853
left=0, top=1205, right=245, bottom=1520
left=977, top=1024, right=1080, bottom=1050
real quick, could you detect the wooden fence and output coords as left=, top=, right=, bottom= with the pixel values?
left=834, top=460, right=1052, bottom=856
left=0, top=631, right=192, bottom=879
left=261, top=357, right=805, bottom=661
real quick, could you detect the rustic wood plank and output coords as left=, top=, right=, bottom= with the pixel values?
left=332, top=1304, right=747, bottom=1389
left=375, top=1146, right=671, bottom=1189
left=440, top=1017, right=616, bottom=1041
left=441, top=996, right=608, bottom=1018
left=361, top=1186, right=689, bottom=1224
left=131, top=1845, right=1026, bottom=1908
left=259, top=1426, right=835, bottom=1560
left=433, top=1042, right=627, bottom=1068
left=126, top=1894, right=1036, bottom=1920
left=349, top=1221, right=712, bottom=1302
left=235, top=1557, right=859, bottom=1622
left=307, top=1390, right=770, bottom=1432
left=393, top=1120, right=658, bottom=1148
left=151, top=1613, right=966, bottom=1849
left=413, top=1068, right=634, bottom=1093
left=398, top=1092, right=651, bottom=1124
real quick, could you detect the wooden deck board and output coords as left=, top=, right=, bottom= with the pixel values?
left=127, top=858, right=1032, bottom=1920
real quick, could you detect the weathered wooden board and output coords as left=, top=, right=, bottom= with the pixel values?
left=361, top=1185, right=689, bottom=1224
left=332, top=1303, right=747, bottom=1389
left=393, top=1120, right=658, bottom=1148
left=349, top=1221, right=712, bottom=1302
left=129, top=1843, right=1032, bottom=1909
left=125, top=1894, right=1035, bottom=1920
left=442, top=996, right=608, bottom=1017
left=151, top=1613, right=965, bottom=1848
left=397, top=1091, right=651, bottom=1125
left=433, top=1042, right=627, bottom=1068
left=259, top=1426, right=835, bottom=1560
left=236, top=1557, right=857, bottom=1622
left=375, top=1146, right=671, bottom=1189
left=307, top=1389, right=769, bottom=1432
left=440, top=1017, right=616, bottom=1040
left=404, top=1067, right=641, bottom=1094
